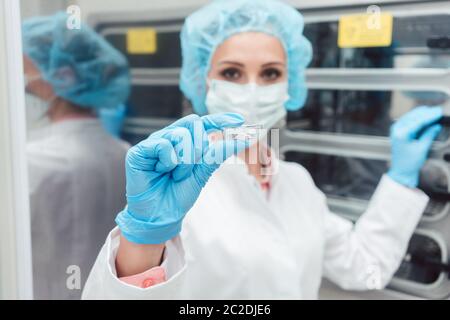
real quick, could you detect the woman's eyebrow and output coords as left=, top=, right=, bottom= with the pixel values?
left=262, top=62, right=285, bottom=67
left=218, top=61, right=245, bottom=67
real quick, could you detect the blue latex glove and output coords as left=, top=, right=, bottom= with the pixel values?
left=116, top=113, right=248, bottom=244
left=387, top=106, right=443, bottom=188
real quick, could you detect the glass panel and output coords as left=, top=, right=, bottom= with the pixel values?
left=287, top=89, right=450, bottom=140
left=121, top=131, right=149, bottom=146
left=284, top=151, right=386, bottom=200
left=304, top=15, right=450, bottom=69
left=21, top=1, right=131, bottom=299
left=18, top=0, right=450, bottom=300
left=394, top=234, right=443, bottom=284
left=284, top=151, right=448, bottom=219
left=127, top=84, right=184, bottom=118
left=100, top=25, right=182, bottom=69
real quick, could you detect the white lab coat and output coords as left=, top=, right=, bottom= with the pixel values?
left=27, top=119, right=129, bottom=300
left=82, top=154, right=429, bottom=299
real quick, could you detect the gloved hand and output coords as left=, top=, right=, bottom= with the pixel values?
left=387, top=106, right=443, bottom=188
left=116, top=113, right=247, bottom=244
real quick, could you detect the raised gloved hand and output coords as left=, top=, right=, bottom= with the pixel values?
left=116, top=113, right=247, bottom=244
left=387, top=106, right=443, bottom=188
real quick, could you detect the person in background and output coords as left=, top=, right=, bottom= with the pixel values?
left=22, top=12, right=131, bottom=299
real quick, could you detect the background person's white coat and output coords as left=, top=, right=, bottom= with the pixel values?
left=27, top=119, right=129, bottom=299
left=82, top=155, right=429, bottom=299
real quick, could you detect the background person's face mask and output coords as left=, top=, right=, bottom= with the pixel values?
left=205, top=79, right=289, bottom=129
left=24, top=93, right=53, bottom=131
left=24, top=75, right=55, bottom=131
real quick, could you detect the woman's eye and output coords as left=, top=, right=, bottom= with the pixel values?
left=261, top=68, right=282, bottom=82
left=220, top=68, right=241, bottom=81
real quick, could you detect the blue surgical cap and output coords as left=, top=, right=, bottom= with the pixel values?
left=179, top=0, right=312, bottom=115
left=22, top=12, right=130, bottom=110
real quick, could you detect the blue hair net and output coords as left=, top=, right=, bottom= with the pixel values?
left=22, top=12, right=130, bottom=110
left=179, top=0, right=312, bottom=115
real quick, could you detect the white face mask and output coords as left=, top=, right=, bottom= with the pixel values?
left=24, top=93, right=52, bottom=131
left=24, top=75, right=55, bottom=131
left=205, top=79, right=289, bottom=129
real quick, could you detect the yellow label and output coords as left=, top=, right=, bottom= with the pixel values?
left=338, top=13, right=393, bottom=48
left=126, top=28, right=157, bottom=54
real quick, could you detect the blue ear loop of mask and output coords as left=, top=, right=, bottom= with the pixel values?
left=97, top=104, right=127, bottom=137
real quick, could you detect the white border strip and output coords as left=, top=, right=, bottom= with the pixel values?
left=1, top=0, right=33, bottom=300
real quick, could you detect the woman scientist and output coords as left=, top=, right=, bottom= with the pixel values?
left=23, top=13, right=131, bottom=299
left=83, top=0, right=443, bottom=299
